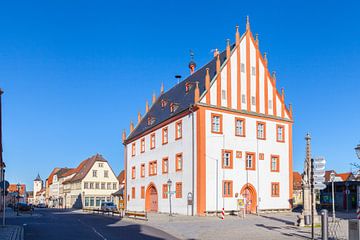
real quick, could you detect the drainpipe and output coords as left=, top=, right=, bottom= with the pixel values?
left=190, top=105, right=195, bottom=216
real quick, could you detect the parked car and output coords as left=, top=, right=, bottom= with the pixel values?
left=37, top=203, right=47, bottom=208
left=15, top=203, right=33, bottom=212
left=100, top=202, right=117, bottom=211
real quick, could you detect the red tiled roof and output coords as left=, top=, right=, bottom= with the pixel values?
left=47, top=168, right=60, bottom=185
left=293, top=172, right=302, bottom=190
left=117, top=170, right=124, bottom=184
left=336, top=172, right=353, bottom=181
left=8, top=184, right=26, bottom=195
left=325, top=170, right=337, bottom=182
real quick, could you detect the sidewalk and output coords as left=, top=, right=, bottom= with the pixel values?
left=0, top=208, right=27, bottom=240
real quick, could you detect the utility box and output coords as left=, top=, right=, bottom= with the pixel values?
left=349, top=220, right=360, bottom=240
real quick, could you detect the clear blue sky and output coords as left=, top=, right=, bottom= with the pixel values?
left=0, top=1, right=359, bottom=190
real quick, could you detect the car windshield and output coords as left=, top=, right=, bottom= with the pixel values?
left=107, top=203, right=114, bottom=206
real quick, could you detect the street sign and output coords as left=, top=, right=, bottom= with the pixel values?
left=0, top=180, right=9, bottom=192
left=313, top=176, right=325, bottom=182
left=312, top=157, right=326, bottom=190
left=314, top=183, right=327, bottom=190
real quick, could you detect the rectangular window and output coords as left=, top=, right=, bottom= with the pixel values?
left=162, top=157, right=169, bottom=174
left=131, top=166, right=135, bottom=179
left=251, top=96, right=256, bottom=105
left=149, top=161, right=157, bottom=176
left=222, top=90, right=226, bottom=100
left=277, top=125, right=285, bottom=142
left=113, top=183, right=117, bottom=190
left=162, top=184, right=168, bottom=199
left=141, top=138, right=145, bottom=153
left=150, top=133, right=156, bottom=149
left=107, top=182, right=111, bottom=190
left=84, top=182, right=88, bottom=189
left=256, top=121, right=266, bottom=140
left=90, top=182, right=94, bottom=189
left=246, top=152, right=256, bottom=170
left=176, top=182, right=182, bottom=198
left=259, top=153, right=264, bottom=160
left=141, top=163, right=145, bottom=178
left=242, top=94, right=246, bottom=103
left=251, top=66, right=256, bottom=76
left=104, top=170, right=109, bottom=178
left=96, top=197, right=101, bottom=206
left=132, top=187, right=135, bottom=199
left=85, top=197, right=90, bottom=207
left=98, top=163, right=103, bottom=168
left=222, top=150, right=233, bottom=169
left=235, top=118, right=245, bottom=137
left=271, top=155, right=280, bottom=172
left=101, top=183, right=105, bottom=189
left=241, top=63, right=245, bottom=73
left=93, top=170, right=97, bottom=177
left=271, top=182, right=280, bottom=197
left=162, top=127, right=168, bottom=145
left=132, top=142, right=136, bottom=156
left=175, top=120, right=182, bottom=140
left=269, top=100, right=272, bottom=109
left=141, top=186, right=145, bottom=199
left=223, top=180, right=233, bottom=197
left=89, top=197, right=94, bottom=206
left=176, top=153, right=183, bottom=171
left=211, top=113, right=222, bottom=134
left=95, top=182, right=100, bottom=189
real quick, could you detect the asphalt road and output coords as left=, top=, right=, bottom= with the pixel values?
left=7, top=209, right=178, bottom=240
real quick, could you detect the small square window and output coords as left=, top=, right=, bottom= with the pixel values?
left=241, top=63, right=245, bottom=73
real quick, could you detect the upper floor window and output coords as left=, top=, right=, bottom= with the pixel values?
left=93, top=170, right=97, bottom=177
left=101, top=183, right=105, bottom=189
left=170, top=103, right=179, bottom=113
left=235, top=118, right=245, bottom=137
left=223, top=180, right=233, bottom=197
left=141, top=138, right=145, bottom=153
left=131, top=143, right=136, bottom=156
left=175, top=121, right=182, bottom=140
left=149, top=161, right=157, bottom=176
left=95, top=182, right=100, bottom=189
left=211, top=113, right=222, bottom=134
left=84, top=182, right=89, bottom=189
left=269, top=100, right=273, bottom=109
left=246, top=152, right=256, bottom=170
left=222, top=90, right=226, bottom=100
left=241, top=63, right=245, bottom=73
left=150, top=133, right=156, bottom=149
left=271, top=155, right=280, bottom=172
left=90, top=182, right=94, bottom=189
left=257, top=122, right=266, bottom=140
left=251, top=66, right=256, bottom=76
left=242, top=94, right=246, bottom=103
left=162, top=184, right=168, bottom=199
left=141, top=186, right=145, bottom=199
left=132, top=187, right=135, bottom=199
left=141, top=164, right=145, bottom=178
left=176, top=182, right=182, bottom=198
left=277, top=125, right=285, bottom=142
left=251, top=96, right=256, bottom=105
left=162, top=157, right=169, bottom=174
left=104, top=170, right=109, bottom=178
left=271, top=182, right=280, bottom=197
left=131, top=166, right=135, bottom=179
left=98, top=163, right=103, bottom=168
left=113, top=183, right=117, bottom=190
left=176, top=153, right=183, bottom=171
left=162, top=127, right=168, bottom=145
left=107, top=182, right=111, bottom=190
left=161, top=99, right=167, bottom=108
left=222, top=150, right=233, bottom=169
left=148, top=116, right=155, bottom=125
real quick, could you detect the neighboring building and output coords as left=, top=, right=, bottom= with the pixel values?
left=48, top=168, right=71, bottom=208
left=35, top=189, right=46, bottom=205
left=33, top=174, right=45, bottom=205
left=123, top=19, right=293, bottom=215
left=6, top=184, right=26, bottom=206
left=62, top=154, right=118, bottom=209
left=293, top=172, right=302, bottom=206
left=45, top=168, right=60, bottom=205
left=112, top=170, right=125, bottom=209
left=26, top=191, right=34, bottom=204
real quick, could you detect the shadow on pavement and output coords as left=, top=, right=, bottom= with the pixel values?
left=259, top=214, right=295, bottom=225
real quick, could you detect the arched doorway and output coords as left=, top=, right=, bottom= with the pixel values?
left=145, top=183, right=158, bottom=212
left=240, top=183, right=257, bottom=214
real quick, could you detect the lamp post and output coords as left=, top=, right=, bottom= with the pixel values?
left=16, top=183, right=20, bottom=216
left=330, top=172, right=336, bottom=222
left=167, top=179, right=172, bottom=216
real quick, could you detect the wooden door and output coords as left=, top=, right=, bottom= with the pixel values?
left=150, top=187, right=158, bottom=212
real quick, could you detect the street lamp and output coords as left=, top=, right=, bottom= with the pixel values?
left=167, top=179, right=172, bottom=216
left=355, top=144, right=360, bottom=160
left=330, top=172, right=336, bottom=222
left=16, top=183, right=21, bottom=216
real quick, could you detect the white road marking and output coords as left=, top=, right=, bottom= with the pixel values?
left=92, top=227, right=107, bottom=240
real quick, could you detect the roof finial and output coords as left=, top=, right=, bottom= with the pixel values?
left=213, top=48, right=219, bottom=57
left=281, top=88, right=285, bottom=100
left=145, top=100, right=149, bottom=113
left=255, top=33, right=259, bottom=46
left=122, top=129, right=127, bottom=143
left=289, top=103, right=293, bottom=117
left=194, top=81, right=200, bottom=102
left=216, top=53, right=220, bottom=73
left=235, top=24, right=240, bottom=45
left=272, top=71, right=276, bottom=80
left=188, top=49, right=197, bottom=75
left=137, top=112, right=141, bottom=124
left=246, top=16, right=250, bottom=31
left=226, top=39, right=231, bottom=57
left=152, top=92, right=156, bottom=104
left=130, top=121, right=134, bottom=132
left=160, top=82, right=164, bottom=94
left=205, top=68, right=210, bottom=91
left=264, top=52, right=268, bottom=66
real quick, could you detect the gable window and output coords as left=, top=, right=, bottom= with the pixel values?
left=256, top=121, right=266, bottom=140
left=113, top=183, right=117, bottom=190
left=176, top=182, right=182, bottom=198
left=277, top=125, right=285, bottom=142
left=246, top=152, right=256, bottom=170
left=150, top=133, right=156, bottom=149
left=235, top=118, right=245, bottom=137
left=149, top=161, right=157, bottom=176
left=148, top=116, right=155, bottom=125
left=131, top=143, right=136, bottom=156
left=241, top=63, right=245, bottom=73
left=141, top=138, right=145, bottom=153
left=269, top=100, right=272, bottom=109
left=271, top=155, right=280, bottom=172
left=131, top=166, right=135, bottom=179
left=175, top=120, right=182, bottom=139
left=176, top=153, right=183, bottom=171
left=101, top=183, right=105, bottom=189
left=162, top=157, right=169, bottom=174
left=104, top=170, right=109, bottom=178
left=251, top=66, right=256, bottom=76
left=141, top=164, right=145, bottom=178
left=90, top=182, right=94, bottom=189
left=162, top=127, right=168, bottom=145
left=93, top=170, right=97, bottom=177
left=242, top=94, right=246, bottom=103
left=222, top=150, right=233, bottom=169
left=107, top=182, right=111, bottom=190
left=251, top=96, right=256, bottom=105
left=223, top=180, right=233, bottom=197
left=95, top=182, right=100, bottom=189
left=162, top=184, right=168, bottom=199
left=98, top=163, right=103, bottom=168
left=132, top=187, right=135, bottom=199
left=271, top=182, right=280, bottom=197
left=222, top=90, right=226, bottom=100
left=141, top=186, right=145, bottom=199
left=84, top=182, right=89, bottom=189
left=211, top=113, right=222, bottom=134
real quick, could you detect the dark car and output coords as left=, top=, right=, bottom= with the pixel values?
left=15, top=203, right=33, bottom=212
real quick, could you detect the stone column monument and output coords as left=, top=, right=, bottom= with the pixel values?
left=298, top=133, right=320, bottom=226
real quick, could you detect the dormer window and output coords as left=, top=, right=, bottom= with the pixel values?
left=161, top=99, right=167, bottom=108
left=147, top=116, right=155, bottom=125
left=170, top=103, right=179, bottom=113
left=185, top=82, right=193, bottom=93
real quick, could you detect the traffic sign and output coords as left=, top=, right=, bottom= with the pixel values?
left=312, top=157, right=326, bottom=189
left=314, top=183, right=327, bottom=190
left=313, top=176, right=325, bottom=182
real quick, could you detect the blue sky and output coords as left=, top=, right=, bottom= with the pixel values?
left=0, top=1, right=359, bottom=190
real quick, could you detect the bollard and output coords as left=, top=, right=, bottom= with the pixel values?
left=321, top=209, right=328, bottom=240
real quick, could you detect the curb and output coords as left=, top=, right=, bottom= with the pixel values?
left=10, top=226, right=24, bottom=240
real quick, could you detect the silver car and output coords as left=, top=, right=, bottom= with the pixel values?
left=101, top=202, right=117, bottom=211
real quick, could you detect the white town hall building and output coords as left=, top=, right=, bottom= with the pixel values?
left=123, top=17, right=293, bottom=215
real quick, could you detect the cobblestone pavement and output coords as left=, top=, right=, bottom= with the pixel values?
left=122, top=212, right=349, bottom=240
left=0, top=225, right=23, bottom=240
